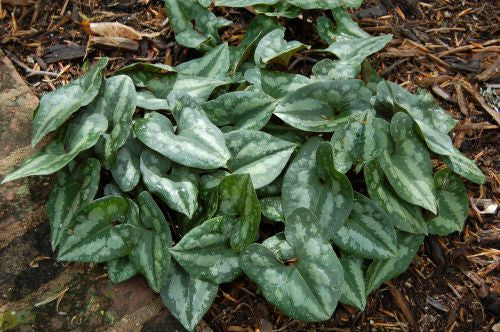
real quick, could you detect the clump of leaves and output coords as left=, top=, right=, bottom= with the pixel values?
left=2, top=3, right=485, bottom=331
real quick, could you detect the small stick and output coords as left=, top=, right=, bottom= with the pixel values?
left=4, top=49, right=59, bottom=77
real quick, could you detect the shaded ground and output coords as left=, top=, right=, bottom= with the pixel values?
left=0, top=0, right=499, bottom=331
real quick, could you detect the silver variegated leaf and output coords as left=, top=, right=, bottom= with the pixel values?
left=364, top=159, right=427, bottom=235
left=160, top=263, right=218, bottom=331
left=224, top=130, right=296, bottom=189
left=170, top=216, right=240, bottom=284
left=176, top=43, right=230, bottom=79
left=282, top=139, right=353, bottom=239
left=333, top=192, right=398, bottom=259
left=331, top=7, right=370, bottom=38
left=115, top=63, right=176, bottom=87
left=179, top=187, right=219, bottom=235
left=316, top=16, right=335, bottom=44
left=259, top=69, right=311, bottom=99
left=111, top=140, right=141, bottom=192
left=324, top=34, right=392, bottom=61
left=254, top=28, right=309, bottom=67
left=58, top=196, right=138, bottom=262
left=140, top=149, right=199, bottom=218
left=92, top=75, right=137, bottom=168
left=136, top=90, right=171, bottom=110
left=218, top=174, right=261, bottom=251
left=202, top=91, right=276, bottom=131
left=260, top=196, right=284, bottom=222
left=427, top=169, right=468, bottom=236
left=376, top=80, right=457, bottom=156
left=275, top=80, right=373, bottom=132
left=339, top=255, right=366, bottom=310
left=443, top=148, right=485, bottom=184
left=330, top=110, right=382, bottom=173
left=253, top=3, right=301, bottom=18
left=31, top=57, right=108, bottom=146
left=312, top=58, right=360, bottom=81
left=107, top=257, right=138, bottom=283
left=240, top=208, right=343, bottom=322
left=2, top=112, right=108, bottom=184
left=261, top=232, right=294, bottom=261
left=47, top=158, right=101, bottom=250
left=378, top=112, right=437, bottom=213
left=130, top=192, right=172, bottom=292
left=134, top=95, right=230, bottom=170
left=365, top=232, right=424, bottom=295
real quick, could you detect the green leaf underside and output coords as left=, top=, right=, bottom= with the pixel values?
left=378, top=112, right=437, bottom=214
left=2, top=112, right=108, bottom=184
left=160, top=264, right=218, bottom=331
left=365, top=232, right=424, bottom=294
left=47, top=158, right=101, bottom=250
left=31, top=57, right=108, bottom=146
left=275, top=80, right=373, bottom=132
left=427, top=169, right=469, bottom=236
left=140, top=149, right=199, bottom=218
left=130, top=192, right=172, bottom=292
left=333, top=192, right=398, bottom=259
left=58, top=196, right=137, bottom=262
left=225, top=130, right=296, bottom=189
left=170, top=216, right=240, bottom=284
left=240, top=208, right=343, bottom=322
left=364, top=160, right=427, bottom=234
left=282, top=138, right=353, bottom=239
left=134, top=95, right=230, bottom=170
left=218, top=174, right=261, bottom=251
left=339, top=255, right=366, bottom=310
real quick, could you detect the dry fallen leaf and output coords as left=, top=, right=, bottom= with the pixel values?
left=86, top=22, right=143, bottom=40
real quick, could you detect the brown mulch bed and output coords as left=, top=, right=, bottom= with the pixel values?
left=0, top=0, right=498, bottom=331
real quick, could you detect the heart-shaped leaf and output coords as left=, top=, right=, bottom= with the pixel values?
left=115, top=63, right=176, bottom=87
left=312, top=58, right=361, bottom=81
left=224, top=130, right=296, bottom=189
left=260, top=196, right=284, bottom=222
left=134, top=95, right=230, bottom=170
left=176, top=43, right=230, bottom=79
left=365, top=232, right=424, bottom=294
left=364, top=159, right=427, bottom=234
left=331, top=7, right=370, bottom=38
left=107, top=257, right=138, bottom=283
left=160, top=263, right=218, bottom=331
left=58, top=196, right=138, bottom=262
left=333, top=192, right=398, bottom=259
left=170, top=216, right=240, bottom=284
left=240, top=208, right=343, bottom=322
left=330, top=110, right=383, bottom=173
left=218, top=174, right=261, bottom=250
left=92, top=75, right=137, bottom=168
left=47, top=158, right=101, bottom=250
left=136, top=90, right=171, bottom=110
left=443, top=148, right=485, bottom=185
left=140, top=149, right=199, bottom=218
left=427, top=169, right=468, bottom=236
left=111, top=139, right=141, bottom=192
left=202, top=91, right=276, bottom=131
left=254, top=28, right=309, bottom=67
left=31, top=57, right=108, bottom=146
left=378, top=112, right=437, bottom=213
left=2, top=112, right=108, bottom=184
left=376, top=81, right=456, bottom=156
left=275, top=80, right=373, bottom=132
left=259, top=69, right=311, bottom=99
left=339, top=255, right=366, bottom=310
left=324, top=34, right=392, bottom=61
left=282, top=139, right=353, bottom=238
left=129, top=192, right=172, bottom=292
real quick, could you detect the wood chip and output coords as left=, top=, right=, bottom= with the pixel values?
left=385, top=281, right=416, bottom=327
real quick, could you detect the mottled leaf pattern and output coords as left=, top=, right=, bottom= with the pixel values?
left=378, top=112, right=437, bottom=213
left=170, top=216, right=240, bottom=284
left=260, top=196, right=285, bottom=222
left=364, top=160, right=427, bottom=234
left=176, top=43, right=230, bottom=79
left=31, top=57, right=108, bottom=146
left=240, top=208, right=343, bottom=322
left=218, top=174, right=261, bottom=250
left=134, top=95, right=230, bottom=169
left=259, top=69, right=311, bottom=99
left=339, top=255, right=366, bottom=310
left=160, top=264, right=218, bottom=331
left=275, top=80, right=373, bottom=132
left=333, top=192, right=398, bottom=259
left=282, top=139, right=353, bottom=238
left=324, top=34, right=392, bottom=61
left=254, top=29, right=309, bottom=66
left=47, top=158, right=101, bottom=250
left=58, top=196, right=138, bottom=262
left=107, top=257, right=138, bottom=283
left=427, top=169, right=469, bottom=236
left=225, top=130, right=296, bottom=188
left=140, top=149, right=199, bottom=218
left=111, top=140, right=141, bottom=192
left=443, top=148, right=485, bottom=184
